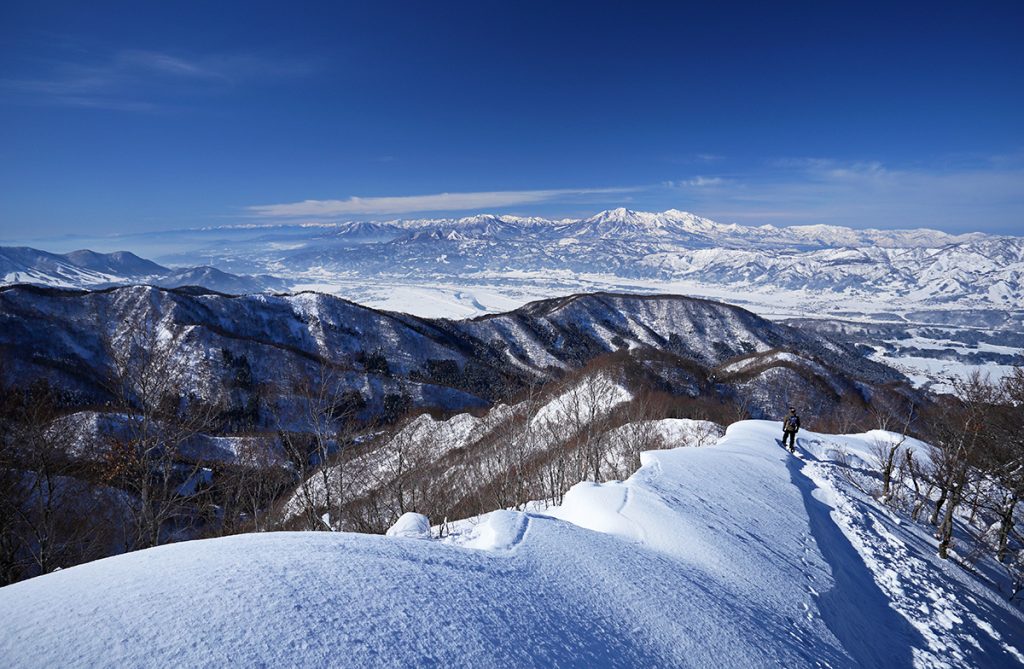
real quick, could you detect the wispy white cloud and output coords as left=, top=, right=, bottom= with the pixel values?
left=249, top=160, right=1023, bottom=232
left=664, top=176, right=726, bottom=188
left=248, top=187, right=637, bottom=218
left=119, top=50, right=213, bottom=78
left=667, top=157, right=1024, bottom=233
left=663, top=153, right=726, bottom=166
left=1, top=48, right=313, bottom=111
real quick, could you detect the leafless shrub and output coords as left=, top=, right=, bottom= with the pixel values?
left=868, top=400, right=915, bottom=503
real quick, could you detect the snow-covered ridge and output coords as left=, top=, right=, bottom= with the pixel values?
left=133, top=207, right=1024, bottom=320
left=0, top=246, right=285, bottom=294
left=1, top=421, right=1019, bottom=667
left=718, top=350, right=829, bottom=377
left=0, top=284, right=906, bottom=420
left=194, top=207, right=993, bottom=249
left=5, top=209, right=1021, bottom=319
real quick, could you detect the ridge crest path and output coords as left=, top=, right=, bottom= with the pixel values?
left=1, top=421, right=1022, bottom=668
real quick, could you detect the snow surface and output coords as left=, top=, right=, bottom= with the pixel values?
left=604, top=417, right=724, bottom=449
left=869, top=350, right=1021, bottom=395
left=1, top=421, right=1021, bottom=668
left=386, top=512, right=431, bottom=539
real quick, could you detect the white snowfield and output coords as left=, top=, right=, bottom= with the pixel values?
left=1, top=421, right=1021, bottom=668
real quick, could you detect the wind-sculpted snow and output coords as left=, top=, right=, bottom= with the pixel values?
left=2, top=421, right=1019, bottom=668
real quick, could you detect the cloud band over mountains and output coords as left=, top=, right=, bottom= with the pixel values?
left=247, top=187, right=638, bottom=218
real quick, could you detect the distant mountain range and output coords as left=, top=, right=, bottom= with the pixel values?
left=3, top=209, right=1022, bottom=322
left=0, top=246, right=285, bottom=294
left=192, top=207, right=989, bottom=249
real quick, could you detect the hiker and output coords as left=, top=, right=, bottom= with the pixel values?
left=781, top=407, right=800, bottom=453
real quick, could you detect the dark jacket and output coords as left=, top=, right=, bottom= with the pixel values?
left=782, top=414, right=801, bottom=433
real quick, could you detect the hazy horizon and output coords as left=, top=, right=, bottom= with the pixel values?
left=4, top=204, right=1021, bottom=258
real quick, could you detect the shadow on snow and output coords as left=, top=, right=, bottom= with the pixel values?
left=786, top=455, right=924, bottom=668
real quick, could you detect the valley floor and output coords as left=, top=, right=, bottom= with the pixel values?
left=0, top=422, right=1020, bottom=668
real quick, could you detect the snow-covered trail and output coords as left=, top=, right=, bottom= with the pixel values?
left=1, top=422, right=1021, bottom=668
left=793, top=438, right=1024, bottom=668
left=784, top=453, right=921, bottom=667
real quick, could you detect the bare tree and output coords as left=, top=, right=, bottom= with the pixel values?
left=477, top=388, right=542, bottom=511
left=271, top=361, right=366, bottom=531
left=557, top=372, right=622, bottom=483
left=925, top=372, right=996, bottom=559
left=209, top=434, right=291, bottom=535
left=380, top=417, right=417, bottom=520
left=899, top=448, right=935, bottom=523
left=825, top=401, right=868, bottom=435
left=727, top=385, right=755, bottom=424
left=0, top=377, right=119, bottom=583
left=980, top=367, right=1024, bottom=562
left=305, top=372, right=364, bottom=531
left=605, top=395, right=669, bottom=479
left=9, top=385, right=77, bottom=575
left=0, top=399, right=23, bottom=583
left=102, top=315, right=220, bottom=550
left=1003, top=543, right=1024, bottom=604
left=606, top=420, right=662, bottom=480
left=870, top=399, right=915, bottom=503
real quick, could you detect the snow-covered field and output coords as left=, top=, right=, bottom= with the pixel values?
left=289, top=278, right=551, bottom=319
left=869, top=351, right=1021, bottom=395
left=1, top=421, right=1019, bottom=668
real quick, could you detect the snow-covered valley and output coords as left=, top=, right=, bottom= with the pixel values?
left=5, top=208, right=1022, bottom=390
left=1, top=421, right=1020, bottom=668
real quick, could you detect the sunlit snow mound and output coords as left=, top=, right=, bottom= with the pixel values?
left=1, top=421, right=1022, bottom=668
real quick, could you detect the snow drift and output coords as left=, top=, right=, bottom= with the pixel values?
left=0, top=421, right=1021, bottom=668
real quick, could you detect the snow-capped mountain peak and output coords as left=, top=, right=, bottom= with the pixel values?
left=5, top=209, right=1022, bottom=318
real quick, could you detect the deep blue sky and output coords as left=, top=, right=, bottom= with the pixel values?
left=1, top=1, right=1022, bottom=239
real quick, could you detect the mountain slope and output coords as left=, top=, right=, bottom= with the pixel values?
left=0, top=421, right=1019, bottom=668
left=0, top=285, right=906, bottom=418
left=60, top=249, right=167, bottom=276
left=0, top=246, right=285, bottom=294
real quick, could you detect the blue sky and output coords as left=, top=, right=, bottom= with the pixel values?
left=1, top=1, right=1022, bottom=239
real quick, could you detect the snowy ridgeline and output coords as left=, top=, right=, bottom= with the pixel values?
left=6, top=209, right=1024, bottom=322
left=1, top=421, right=1022, bottom=668
left=279, top=375, right=724, bottom=529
